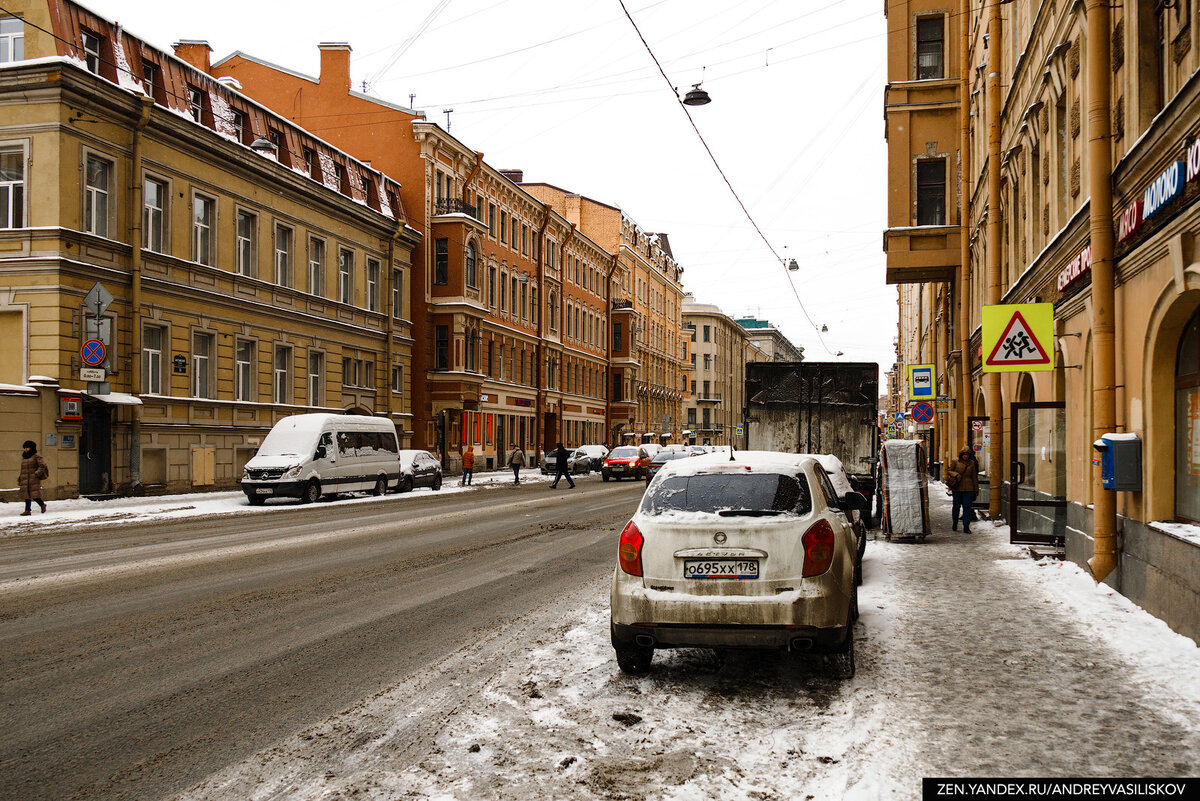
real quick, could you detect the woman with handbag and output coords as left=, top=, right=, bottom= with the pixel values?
left=18, top=440, right=49, bottom=515
left=946, top=446, right=979, bottom=532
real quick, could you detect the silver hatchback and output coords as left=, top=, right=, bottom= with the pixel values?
left=609, top=452, right=866, bottom=677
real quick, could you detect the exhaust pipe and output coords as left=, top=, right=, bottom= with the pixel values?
left=634, top=634, right=656, bottom=648
left=789, top=637, right=814, bottom=652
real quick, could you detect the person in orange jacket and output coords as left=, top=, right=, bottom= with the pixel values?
left=461, top=446, right=475, bottom=486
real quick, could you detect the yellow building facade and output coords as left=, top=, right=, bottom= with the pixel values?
left=682, top=295, right=749, bottom=447
left=886, top=0, right=1200, bottom=642
left=0, top=1, right=417, bottom=497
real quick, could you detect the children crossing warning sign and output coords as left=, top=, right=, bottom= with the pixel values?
left=982, top=303, right=1055, bottom=373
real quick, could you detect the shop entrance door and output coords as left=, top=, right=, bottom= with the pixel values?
left=1009, top=402, right=1067, bottom=546
left=967, top=415, right=991, bottom=511
left=78, top=400, right=112, bottom=495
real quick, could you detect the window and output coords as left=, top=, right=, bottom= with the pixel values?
left=308, top=351, right=323, bottom=405
left=338, top=248, right=353, bottom=304
left=268, top=129, right=288, bottom=165
left=235, top=340, right=254, bottom=401
left=392, top=269, right=403, bottom=319
left=1, top=17, right=24, bottom=63
left=521, top=224, right=529, bottom=256
left=1176, top=307, right=1200, bottom=522
left=143, top=178, right=166, bottom=252
left=142, top=325, right=164, bottom=394
left=230, top=109, right=246, bottom=143
left=274, top=223, right=292, bottom=286
left=704, top=354, right=712, bottom=370
left=466, top=242, right=477, bottom=288
left=187, top=85, right=205, bottom=124
left=304, top=148, right=318, bottom=180
left=614, top=322, right=622, bottom=351
left=916, top=159, right=946, bottom=226
left=435, top=325, right=449, bottom=370
left=81, top=29, right=102, bottom=74
left=500, top=272, right=507, bottom=311
left=915, top=16, right=944, bottom=80
left=488, top=266, right=496, bottom=306
left=434, top=238, right=448, bottom=285
left=142, top=61, right=164, bottom=103
left=366, top=258, right=380, bottom=312
left=703, top=325, right=711, bottom=342
left=500, top=211, right=508, bottom=244
left=236, top=210, right=256, bottom=276
left=511, top=276, right=518, bottom=316
left=520, top=282, right=528, bottom=320
left=309, top=237, right=325, bottom=296
left=0, top=146, right=24, bottom=228
left=335, top=164, right=349, bottom=195
left=192, top=332, right=213, bottom=398
left=193, top=194, right=214, bottom=265
left=548, top=292, right=557, bottom=331
left=274, top=346, right=291, bottom=404
left=84, top=155, right=111, bottom=237
left=488, top=203, right=496, bottom=237
left=391, top=362, right=403, bottom=394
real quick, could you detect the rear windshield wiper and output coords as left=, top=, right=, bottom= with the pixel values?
left=717, top=509, right=784, bottom=517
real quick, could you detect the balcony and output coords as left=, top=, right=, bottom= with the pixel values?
left=695, top=393, right=722, bottom=404
left=883, top=225, right=960, bottom=284
left=434, top=198, right=482, bottom=220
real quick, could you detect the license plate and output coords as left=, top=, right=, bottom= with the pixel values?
left=611, top=465, right=625, bottom=472
left=683, top=559, right=759, bottom=579
left=255, top=488, right=273, bottom=495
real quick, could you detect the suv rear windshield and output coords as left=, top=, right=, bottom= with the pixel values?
left=641, top=472, right=812, bottom=516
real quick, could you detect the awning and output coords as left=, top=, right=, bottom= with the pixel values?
left=83, top=391, right=143, bottom=406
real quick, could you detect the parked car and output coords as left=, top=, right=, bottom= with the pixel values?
left=241, top=413, right=400, bottom=505
left=610, top=451, right=868, bottom=677
left=644, top=450, right=693, bottom=483
left=396, top=449, right=443, bottom=492
left=807, top=454, right=868, bottom=586
left=601, top=445, right=653, bottom=481
left=572, top=445, right=610, bottom=473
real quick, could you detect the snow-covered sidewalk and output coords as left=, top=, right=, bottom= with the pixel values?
left=0, top=466, right=569, bottom=537
left=177, top=484, right=1200, bottom=801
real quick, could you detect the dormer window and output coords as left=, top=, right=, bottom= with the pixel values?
left=1, top=17, right=25, bottom=63
left=81, top=29, right=102, bottom=74
left=304, top=147, right=318, bottom=180
left=187, top=85, right=205, bottom=124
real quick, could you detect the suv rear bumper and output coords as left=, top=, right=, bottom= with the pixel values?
left=611, top=621, right=847, bottom=652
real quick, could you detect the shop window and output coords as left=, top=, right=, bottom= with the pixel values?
left=1176, top=306, right=1200, bottom=522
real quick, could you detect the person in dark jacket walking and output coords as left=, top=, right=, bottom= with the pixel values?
left=549, top=442, right=575, bottom=489
left=946, top=446, right=980, bottom=532
left=18, top=440, right=49, bottom=516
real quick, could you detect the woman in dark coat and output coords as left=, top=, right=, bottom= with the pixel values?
left=946, top=446, right=979, bottom=532
left=18, top=440, right=48, bottom=515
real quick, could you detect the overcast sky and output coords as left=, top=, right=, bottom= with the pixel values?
left=85, top=0, right=897, bottom=372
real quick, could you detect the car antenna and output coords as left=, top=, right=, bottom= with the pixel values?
left=729, top=442, right=735, bottom=462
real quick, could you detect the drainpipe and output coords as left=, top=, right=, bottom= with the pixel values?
left=1085, top=0, right=1118, bottom=582
left=129, top=94, right=153, bottom=494
left=985, top=0, right=1004, bottom=520
left=958, top=0, right=973, bottom=442
left=386, top=220, right=400, bottom=422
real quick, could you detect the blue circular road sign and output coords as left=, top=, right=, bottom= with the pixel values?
left=911, top=402, right=935, bottom=423
left=81, top=339, right=106, bottom=367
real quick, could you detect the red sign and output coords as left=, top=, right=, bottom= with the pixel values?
left=1056, top=245, right=1092, bottom=291
left=1117, top=200, right=1143, bottom=242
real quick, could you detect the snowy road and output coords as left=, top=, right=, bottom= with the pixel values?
left=176, top=489, right=1200, bottom=801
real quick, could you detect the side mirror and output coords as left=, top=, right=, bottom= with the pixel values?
left=315, top=446, right=327, bottom=460
left=840, top=492, right=869, bottom=512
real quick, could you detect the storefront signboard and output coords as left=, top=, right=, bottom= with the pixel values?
left=1187, top=138, right=1200, bottom=183
left=1117, top=200, right=1143, bottom=242
left=1142, top=161, right=1185, bottom=220
left=1056, top=244, right=1092, bottom=291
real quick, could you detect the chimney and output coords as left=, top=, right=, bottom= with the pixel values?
left=172, top=40, right=212, bottom=74
left=319, top=42, right=352, bottom=94
left=500, top=169, right=524, bottom=184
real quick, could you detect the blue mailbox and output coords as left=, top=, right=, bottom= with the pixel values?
left=1094, top=433, right=1142, bottom=492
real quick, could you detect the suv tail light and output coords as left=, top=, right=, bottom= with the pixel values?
left=618, top=521, right=644, bottom=576
left=802, top=518, right=835, bottom=577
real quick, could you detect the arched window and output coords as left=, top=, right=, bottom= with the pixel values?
left=1176, top=306, right=1200, bottom=522
left=466, top=242, right=477, bottom=288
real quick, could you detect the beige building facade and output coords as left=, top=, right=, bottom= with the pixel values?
left=734, top=317, right=804, bottom=362
left=682, top=295, right=748, bottom=446
left=0, top=1, right=417, bottom=497
left=886, top=0, right=1200, bottom=642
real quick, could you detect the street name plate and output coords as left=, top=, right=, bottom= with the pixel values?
left=80, top=367, right=106, bottom=381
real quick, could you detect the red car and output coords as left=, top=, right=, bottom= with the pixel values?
left=602, top=446, right=652, bottom=481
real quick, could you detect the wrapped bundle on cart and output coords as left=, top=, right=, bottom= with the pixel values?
left=881, top=439, right=930, bottom=541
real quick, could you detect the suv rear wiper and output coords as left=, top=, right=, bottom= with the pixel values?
left=717, top=509, right=783, bottom=517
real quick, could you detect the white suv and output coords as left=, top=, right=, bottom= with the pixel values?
left=610, top=451, right=866, bottom=677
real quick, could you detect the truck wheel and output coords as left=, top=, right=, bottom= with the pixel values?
left=373, top=475, right=387, bottom=496
left=301, top=479, right=321, bottom=504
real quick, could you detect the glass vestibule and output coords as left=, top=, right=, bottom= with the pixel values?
left=1010, top=402, right=1067, bottom=546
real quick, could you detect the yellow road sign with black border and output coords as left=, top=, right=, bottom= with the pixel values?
left=982, top=303, right=1055, bottom=373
